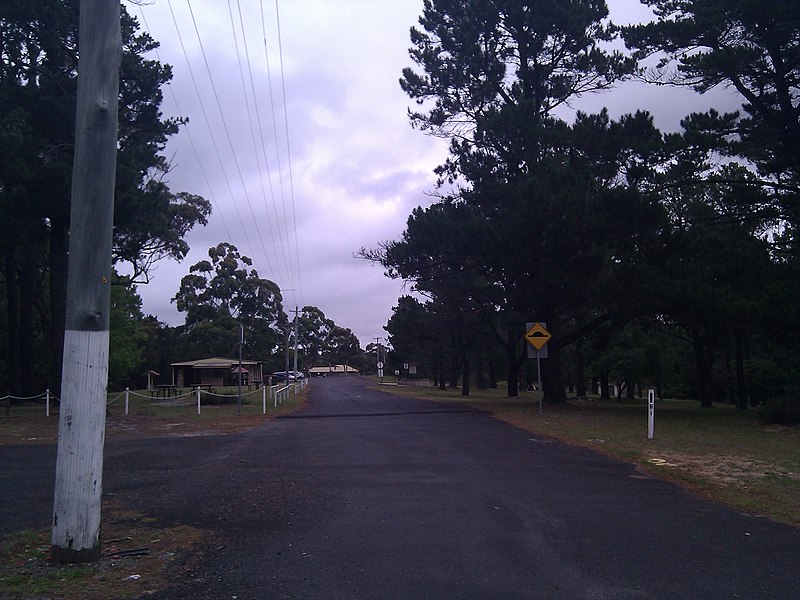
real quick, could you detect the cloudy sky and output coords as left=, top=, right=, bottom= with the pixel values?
left=129, top=0, right=743, bottom=348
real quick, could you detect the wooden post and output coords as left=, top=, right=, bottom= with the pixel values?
left=51, top=0, right=120, bottom=564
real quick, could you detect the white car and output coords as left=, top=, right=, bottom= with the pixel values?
left=272, top=370, right=305, bottom=381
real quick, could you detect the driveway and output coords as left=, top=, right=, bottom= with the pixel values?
left=2, top=376, right=798, bottom=599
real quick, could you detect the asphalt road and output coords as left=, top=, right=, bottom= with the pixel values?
left=2, top=376, right=798, bottom=599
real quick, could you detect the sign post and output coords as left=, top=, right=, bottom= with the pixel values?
left=647, top=388, right=655, bottom=440
left=525, top=322, right=551, bottom=416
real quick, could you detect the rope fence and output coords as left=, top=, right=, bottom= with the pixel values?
left=1, top=379, right=308, bottom=417
left=1, top=390, right=58, bottom=416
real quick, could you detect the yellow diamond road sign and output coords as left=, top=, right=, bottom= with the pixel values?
left=525, top=322, right=551, bottom=351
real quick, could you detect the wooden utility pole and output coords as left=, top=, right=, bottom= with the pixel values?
left=51, top=0, right=121, bottom=564
left=293, top=306, right=300, bottom=377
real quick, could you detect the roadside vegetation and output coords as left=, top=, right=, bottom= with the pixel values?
left=377, top=382, right=800, bottom=528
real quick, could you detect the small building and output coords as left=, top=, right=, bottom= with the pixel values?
left=171, top=357, right=263, bottom=388
left=142, top=369, right=160, bottom=391
left=308, top=364, right=360, bottom=377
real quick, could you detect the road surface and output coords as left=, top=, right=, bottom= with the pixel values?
left=1, top=376, right=797, bottom=599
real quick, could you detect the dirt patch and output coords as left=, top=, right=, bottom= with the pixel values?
left=103, top=412, right=270, bottom=440
left=644, top=452, right=799, bottom=487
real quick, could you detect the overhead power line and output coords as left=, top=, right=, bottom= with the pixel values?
left=139, top=0, right=304, bottom=305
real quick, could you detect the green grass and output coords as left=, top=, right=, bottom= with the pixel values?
left=376, top=381, right=800, bottom=527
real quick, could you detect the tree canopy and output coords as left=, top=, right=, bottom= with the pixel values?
left=623, top=1, right=800, bottom=225
left=366, top=0, right=800, bottom=412
left=0, top=1, right=210, bottom=392
left=173, top=243, right=285, bottom=360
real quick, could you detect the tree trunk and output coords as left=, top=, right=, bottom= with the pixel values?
left=599, top=372, right=610, bottom=400
left=575, top=342, right=586, bottom=397
left=475, top=352, right=486, bottom=389
left=19, top=250, right=37, bottom=396
left=49, top=215, right=70, bottom=393
left=4, top=249, right=21, bottom=398
left=449, top=351, right=459, bottom=388
left=461, top=355, right=470, bottom=396
left=735, top=329, right=748, bottom=410
left=488, top=353, right=498, bottom=388
left=506, top=328, right=519, bottom=397
left=691, top=328, right=715, bottom=408
left=437, top=350, right=446, bottom=390
left=542, top=344, right=566, bottom=402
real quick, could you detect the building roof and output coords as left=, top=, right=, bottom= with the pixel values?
left=171, top=357, right=260, bottom=369
left=308, top=364, right=360, bottom=374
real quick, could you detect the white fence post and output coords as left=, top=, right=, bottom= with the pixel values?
left=196, top=387, right=201, bottom=415
left=125, top=387, right=129, bottom=415
left=46, top=389, right=51, bottom=417
left=647, top=388, right=655, bottom=440
left=262, top=385, right=266, bottom=415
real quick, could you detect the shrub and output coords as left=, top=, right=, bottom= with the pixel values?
left=760, top=398, right=800, bottom=425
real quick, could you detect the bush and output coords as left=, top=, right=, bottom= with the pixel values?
left=760, top=398, right=800, bottom=425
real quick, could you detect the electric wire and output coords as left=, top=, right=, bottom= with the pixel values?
left=274, top=0, right=304, bottom=305
left=137, top=6, right=235, bottom=249
left=165, top=0, right=258, bottom=263
left=184, top=0, right=275, bottom=277
left=259, top=0, right=298, bottom=300
left=255, top=0, right=296, bottom=293
left=225, top=0, right=282, bottom=282
left=231, top=0, right=292, bottom=288
left=144, top=0, right=304, bottom=304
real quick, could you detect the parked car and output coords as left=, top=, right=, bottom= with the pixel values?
left=271, top=370, right=305, bottom=381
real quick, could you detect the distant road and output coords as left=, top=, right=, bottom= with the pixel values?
left=2, top=376, right=798, bottom=599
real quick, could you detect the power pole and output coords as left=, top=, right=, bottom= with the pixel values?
left=292, top=306, right=299, bottom=377
left=237, top=324, right=243, bottom=415
left=284, top=326, right=290, bottom=379
left=51, top=0, right=121, bottom=564
left=374, top=337, right=383, bottom=382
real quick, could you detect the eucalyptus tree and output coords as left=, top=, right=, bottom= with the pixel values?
left=173, top=243, right=285, bottom=361
left=296, top=306, right=366, bottom=372
left=322, top=325, right=364, bottom=369
left=295, top=306, right=336, bottom=370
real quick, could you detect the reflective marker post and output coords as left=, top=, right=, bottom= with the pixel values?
left=647, top=388, right=655, bottom=440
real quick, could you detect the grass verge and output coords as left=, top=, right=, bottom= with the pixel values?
left=0, top=384, right=307, bottom=445
left=376, top=382, right=800, bottom=527
left=0, top=501, right=207, bottom=600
